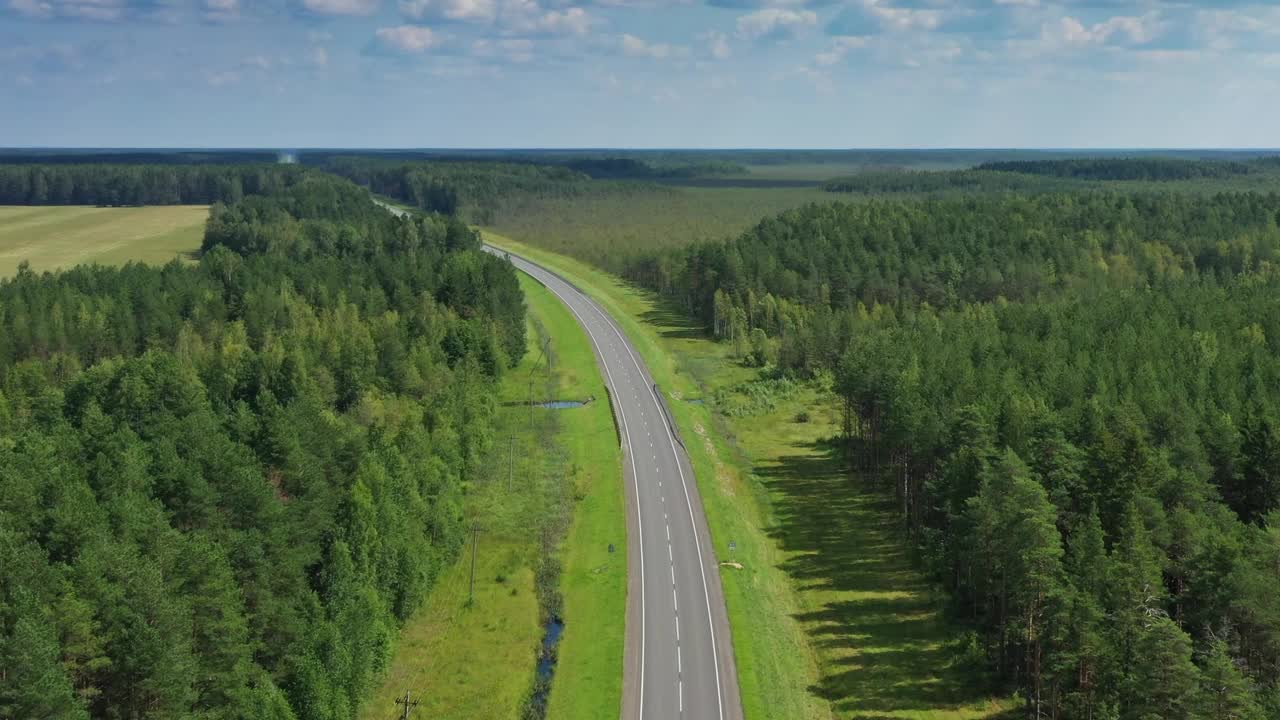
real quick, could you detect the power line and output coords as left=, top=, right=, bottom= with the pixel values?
left=395, top=689, right=420, bottom=720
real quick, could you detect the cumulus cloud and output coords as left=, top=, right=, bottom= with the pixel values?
left=736, top=8, right=817, bottom=41
left=1042, top=14, right=1157, bottom=48
left=620, top=33, right=689, bottom=59
left=374, top=24, right=443, bottom=53
left=400, top=0, right=496, bottom=23
left=826, top=0, right=944, bottom=37
left=300, top=0, right=379, bottom=16
left=500, top=2, right=594, bottom=35
left=202, top=0, right=238, bottom=21
left=698, top=30, right=732, bottom=59
left=6, top=0, right=150, bottom=21
left=206, top=70, right=239, bottom=87
left=815, top=34, right=868, bottom=65
left=473, top=37, right=535, bottom=62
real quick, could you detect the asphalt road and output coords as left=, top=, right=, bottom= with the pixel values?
left=481, top=244, right=742, bottom=720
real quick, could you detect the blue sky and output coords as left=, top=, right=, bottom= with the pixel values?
left=1, top=0, right=1278, bottom=147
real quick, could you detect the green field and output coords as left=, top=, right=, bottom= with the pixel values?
left=0, top=205, right=209, bottom=276
left=488, top=186, right=829, bottom=273
left=361, top=272, right=625, bottom=720
left=482, top=232, right=1016, bottom=720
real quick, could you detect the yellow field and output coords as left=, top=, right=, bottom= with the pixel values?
left=0, top=205, right=209, bottom=277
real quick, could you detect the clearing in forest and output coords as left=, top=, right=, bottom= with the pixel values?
left=0, top=205, right=208, bottom=276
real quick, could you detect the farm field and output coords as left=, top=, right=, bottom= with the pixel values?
left=0, top=205, right=208, bottom=276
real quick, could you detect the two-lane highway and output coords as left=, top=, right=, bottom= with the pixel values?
left=482, top=245, right=742, bottom=720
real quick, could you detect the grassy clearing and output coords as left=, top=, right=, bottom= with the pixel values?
left=361, top=272, right=624, bottom=720
left=488, top=186, right=829, bottom=273
left=481, top=231, right=1017, bottom=720
left=0, top=205, right=208, bottom=276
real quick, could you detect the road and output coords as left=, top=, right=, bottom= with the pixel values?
left=481, top=244, right=742, bottom=720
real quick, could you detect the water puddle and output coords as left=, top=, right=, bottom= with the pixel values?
left=501, top=398, right=591, bottom=410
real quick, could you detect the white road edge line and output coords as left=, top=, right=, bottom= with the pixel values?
left=585, top=288, right=728, bottom=720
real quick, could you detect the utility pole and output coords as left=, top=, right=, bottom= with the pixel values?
left=468, top=524, right=481, bottom=605
left=395, top=690, right=419, bottom=720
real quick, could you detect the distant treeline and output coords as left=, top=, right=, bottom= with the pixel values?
left=823, top=169, right=1073, bottom=194
left=319, top=158, right=591, bottom=221
left=824, top=158, right=1280, bottom=195
left=623, top=190, right=1280, bottom=717
left=976, top=157, right=1273, bottom=181
left=0, top=174, right=525, bottom=719
left=0, top=151, right=281, bottom=165
left=0, top=164, right=308, bottom=206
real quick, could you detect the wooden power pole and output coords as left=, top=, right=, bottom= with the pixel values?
left=395, top=690, right=419, bottom=720
left=468, top=524, right=481, bottom=605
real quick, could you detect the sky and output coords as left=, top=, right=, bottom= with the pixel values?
left=1, top=0, right=1278, bottom=148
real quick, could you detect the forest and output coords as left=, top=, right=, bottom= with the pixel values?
left=318, top=157, right=593, bottom=221
left=975, top=157, right=1266, bottom=181
left=0, top=173, right=526, bottom=719
left=625, top=189, right=1280, bottom=717
left=0, top=164, right=309, bottom=207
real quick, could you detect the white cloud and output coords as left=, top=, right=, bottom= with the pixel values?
left=1042, top=14, right=1157, bottom=48
left=703, top=30, right=731, bottom=59
left=203, top=0, right=238, bottom=21
left=736, top=8, right=816, bottom=41
left=8, top=0, right=54, bottom=17
left=374, top=24, right=443, bottom=53
left=860, top=0, right=940, bottom=32
left=534, top=7, right=590, bottom=35
left=242, top=54, right=271, bottom=69
left=400, top=0, right=496, bottom=23
left=620, top=33, right=689, bottom=60
left=206, top=70, right=239, bottom=87
left=310, top=46, right=329, bottom=66
left=815, top=34, right=868, bottom=66
left=499, top=1, right=594, bottom=36
left=8, top=0, right=139, bottom=21
left=473, top=37, right=535, bottom=62
left=301, top=0, right=379, bottom=16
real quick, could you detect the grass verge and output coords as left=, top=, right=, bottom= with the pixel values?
left=361, top=272, right=625, bottom=720
left=0, top=205, right=208, bottom=276
left=481, top=230, right=1017, bottom=720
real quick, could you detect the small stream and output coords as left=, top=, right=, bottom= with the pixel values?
left=524, top=616, right=564, bottom=718
left=537, top=616, right=565, bottom=678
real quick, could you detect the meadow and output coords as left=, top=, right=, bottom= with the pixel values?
left=483, top=232, right=1017, bottom=720
left=0, top=205, right=208, bottom=276
left=486, top=185, right=830, bottom=273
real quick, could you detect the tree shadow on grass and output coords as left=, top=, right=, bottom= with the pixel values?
left=755, top=438, right=1004, bottom=718
left=640, top=305, right=706, bottom=340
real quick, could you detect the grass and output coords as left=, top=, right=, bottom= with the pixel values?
left=487, top=186, right=829, bottom=274
left=361, top=272, right=625, bottom=720
left=0, top=205, right=208, bottom=277
left=481, top=231, right=1017, bottom=720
